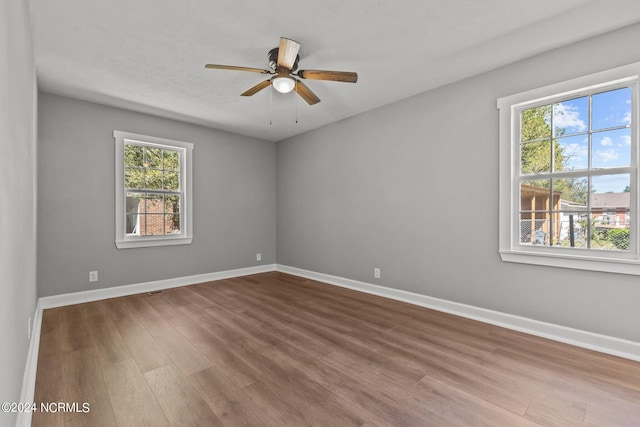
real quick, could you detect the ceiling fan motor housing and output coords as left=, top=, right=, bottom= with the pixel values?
left=268, top=48, right=299, bottom=72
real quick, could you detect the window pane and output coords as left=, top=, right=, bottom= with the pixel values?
left=125, top=167, right=144, bottom=189
left=551, top=177, right=588, bottom=248
left=165, top=195, right=180, bottom=213
left=124, top=145, right=144, bottom=167
left=553, top=96, right=588, bottom=136
left=144, top=147, right=163, bottom=170
left=590, top=174, right=630, bottom=251
left=520, top=180, right=551, bottom=245
left=521, top=105, right=551, bottom=142
left=591, top=173, right=631, bottom=194
left=144, top=169, right=164, bottom=190
left=164, top=171, right=179, bottom=190
left=554, top=212, right=589, bottom=248
left=521, top=140, right=552, bottom=174
left=591, top=175, right=630, bottom=225
left=140, top=193, right=163, bottom=215
left=144, top=214, right=165, bottom=236
left=592, top=87, right=632, bottom=131
left=165, top=196, right=180, bottom=234
left=556, top=135, right=588, bottom=171
left=521, top=179, right=550, bottom=209
left=591, top=128, right=631, bottom=168
left=554, top=177, right=588, bottom=205
left=125, top=193, right=143, bottom=235
left=520, top=216, right=549, bottom=245
left=591, top=213, right=630, bottom=251
left=163, top=150, right=179, bottom=171
left=167, top=214, right=181, bottom=234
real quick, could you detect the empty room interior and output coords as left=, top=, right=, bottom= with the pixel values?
left=4, top=0, right=640, bottom=426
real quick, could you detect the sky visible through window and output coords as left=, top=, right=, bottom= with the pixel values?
left=555, top=87, right=631, bottom=193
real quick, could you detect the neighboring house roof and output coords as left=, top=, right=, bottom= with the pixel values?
left=591, top=192, right=630, bottom=209
left=560, top=199, right=587, bottom=211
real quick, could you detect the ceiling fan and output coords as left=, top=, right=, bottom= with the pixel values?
left=205, top=37, right=358, bottom=105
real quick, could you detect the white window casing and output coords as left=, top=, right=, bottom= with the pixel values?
left=114, top=131, right=193, bottom=249
left=498, top=62, right=640, bottom=275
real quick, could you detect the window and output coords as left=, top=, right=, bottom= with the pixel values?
left=114, top=131, right=193, bottom=249
left=498, top=63, right=640, bottom=275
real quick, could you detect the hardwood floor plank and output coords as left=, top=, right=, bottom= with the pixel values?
left=33, top=348, right=118, bottom=427
left=112, top=315, right=172, bottom=373
left=85, top=313, right=131, bottom=367
left=188, top=367, right=263, bottom=427
left=143, top=364, right=223, bottom=426
left=238, top=381, right=311, bottom=426
left=584, top=395, right=640, bottom=426
left=131, top=296, right=213, bottom=377
left=166, top=309, right=257, bottom=389
left=38, top=307, right=93, bottom=357
left=525, top=400, right=587, bottom=427
left=531, top=396, right=586, bottom=422
left=102, top=358, right=171, bottom=427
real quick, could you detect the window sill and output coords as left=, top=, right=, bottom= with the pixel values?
left=115, top=236, right=192, bottom=249
left=499, top=249, right=640, bottom=275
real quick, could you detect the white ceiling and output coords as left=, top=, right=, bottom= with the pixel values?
left=28, top=0, right=640, bottom=142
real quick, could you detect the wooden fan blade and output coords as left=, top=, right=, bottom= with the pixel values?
left=298, top=69, right=358, bottom=83
left=294, top=79, right=320, bottom=105
left=241, top=80, right=272, bottom=96
left=277, top=37, right=300, bottom=70
left=205, top=64, right=271, bottom=74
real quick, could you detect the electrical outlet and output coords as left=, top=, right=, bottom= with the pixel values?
left=256, top=253, right=262, bottom=261
left=374, top=268, right=381, bottom=279
left=89, top=270, right=98, bottom=282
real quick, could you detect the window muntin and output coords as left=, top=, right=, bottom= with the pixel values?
left=516, top=85, right=633, bottom=253
left=114, top=131, right=193, bottom=249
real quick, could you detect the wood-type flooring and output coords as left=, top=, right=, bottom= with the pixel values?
left=33, top=272, right=640, bottom=426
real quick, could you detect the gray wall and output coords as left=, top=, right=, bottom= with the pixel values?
left=277, top=23, right=640, bottom=343
left=0, top=0, right=38, bottom=425
left=38, top=93, right=276, bottom=297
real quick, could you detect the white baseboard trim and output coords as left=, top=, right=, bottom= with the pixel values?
left=276, top=264, right=640, bottom=362
left=16, top=301, right=43, bottom=427
left=39, top=264, right=277, bottom=309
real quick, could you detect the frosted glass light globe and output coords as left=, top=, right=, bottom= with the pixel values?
left=272, top=76, right=295, bottom=93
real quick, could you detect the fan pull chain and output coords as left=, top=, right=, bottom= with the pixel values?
left=295, top=80, right=298, bottom=124
left=269, top=86, right=273, bottom=125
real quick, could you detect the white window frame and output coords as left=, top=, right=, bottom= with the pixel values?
left=498, top=62, right=640, bottom=275
left=114, top=130, right=193, bottom=249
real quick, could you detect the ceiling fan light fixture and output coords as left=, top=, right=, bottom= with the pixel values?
left=272, top=76, right=295, bottom=93
left=205, top=37, right=357, bottom=105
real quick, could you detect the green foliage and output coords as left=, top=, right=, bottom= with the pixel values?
left=557, top=177, right=588, bottom=205
left=607, top=228, right=630, bottom=250
left=520, top=105, right=566, bottom=174
left=520, top=105, right=587, bottom=203
left=124, top=145, right=179, bottom=190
